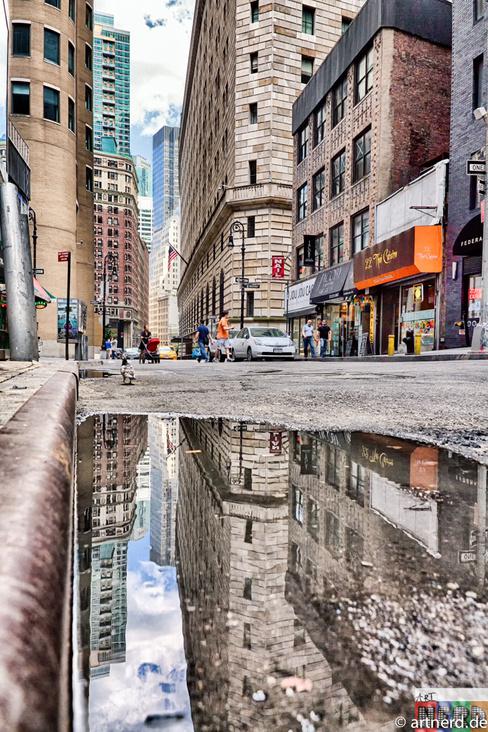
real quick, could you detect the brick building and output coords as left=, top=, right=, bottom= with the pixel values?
left=443, top=0, right=486, bottom=348
left=178, top=0, right=364, bottom=339
left=93, top=151, right=149, bottom=348
left=290, top=0, right=451, bottom=355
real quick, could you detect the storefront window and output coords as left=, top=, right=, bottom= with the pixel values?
left=400, top=280, right=436, bottom=351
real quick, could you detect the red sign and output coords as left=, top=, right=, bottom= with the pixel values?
left=269, top=431, right=283, bottom=455
left=271, top=255, right=285, bottom=279
left=469, top=287, right=482, bottom=302
left=58, top=251, right=70, bottom=262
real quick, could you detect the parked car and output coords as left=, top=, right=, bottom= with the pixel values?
left=231, top=327, right=296, bottom=361
left=124, top=347, right=140, bottom=360
left=209, top=329, right=239, bottom=362
left=159, top=345, right=177, bottom=360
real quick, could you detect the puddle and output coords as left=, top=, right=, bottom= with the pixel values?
left=74, top=417, right=488, bottom=731
left=79, top=370, right=114, bottom=379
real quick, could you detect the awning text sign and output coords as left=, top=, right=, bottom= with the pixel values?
left=285, top=276, right=317, bottom=316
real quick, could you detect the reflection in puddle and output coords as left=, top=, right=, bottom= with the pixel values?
left=75, top=417, right=488, bottom=731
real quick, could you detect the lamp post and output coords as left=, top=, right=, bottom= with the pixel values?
left=101, top=251, right=117, bottom=349
left=228, top=220, right=246, bottom=330
left=28, top=208, right=38, bottom=273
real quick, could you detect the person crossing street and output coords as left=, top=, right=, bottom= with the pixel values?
left=302, top=319, right=316, bottom=359
left=195, top=321, right=210, bottom=363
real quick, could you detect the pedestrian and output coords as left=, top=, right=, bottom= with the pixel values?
left=318, top=320, right=331, bottom=358
left=111, top=337, right=118, bottom=359
left=104, top=336, right=112, bottom=360
left=120, top=357, right=136, bottom=385
left=195, top=321, right=210, bottom=363
left=302, top=319, right=316, bottom=359
left=139, top=324, right=151, bottom=364
left=217, top=310, right=232, bottom=362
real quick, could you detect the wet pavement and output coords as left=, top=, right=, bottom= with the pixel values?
left=74, top=416, right=488, bottom=731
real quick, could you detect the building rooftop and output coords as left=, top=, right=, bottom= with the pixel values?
left=292, top=0, right=452, bottom=134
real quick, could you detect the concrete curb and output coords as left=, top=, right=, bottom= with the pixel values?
left=299, top=353, right=488, bottom=363
left=0, top=365, right=78, bottom=731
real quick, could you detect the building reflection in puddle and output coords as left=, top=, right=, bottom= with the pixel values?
left=75, top=416, right=488, bottom=731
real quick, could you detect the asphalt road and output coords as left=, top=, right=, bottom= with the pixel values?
left=78, top=358, right=488, bottom=464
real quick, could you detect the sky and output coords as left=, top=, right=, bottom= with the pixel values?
left=94, top=0, right=194, bottom=161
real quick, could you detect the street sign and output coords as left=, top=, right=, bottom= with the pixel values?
left=458, top=550, right=477, bottom=564
left=232, top=423, right=248, bottom=431
left=58, top=251, right=70, bottom=262
left=33, top=268, right=44, bottom=275
left=244, top=282, right=261, bottom=289
left=235, top=276, right=249, bottom=284
left=466, top=160, right=486, bottom=175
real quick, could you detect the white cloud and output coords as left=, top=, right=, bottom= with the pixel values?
left=95, top=0, right=194, bottom=137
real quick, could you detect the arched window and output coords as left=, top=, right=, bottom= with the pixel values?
left=206, top=283, right=210, bottom=320
left=200, top=289, right=204, bottom=322
left=212, top=277, right=216, bottom=317
left=219, top=269, right=225, bottom=315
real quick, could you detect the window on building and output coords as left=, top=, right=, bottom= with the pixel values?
left=473, top=55, right=484, bottom=109
left=296, top=234, right=324, bottom=276
left=330, top=222, right=345, bottom=265
left=250, top=1, right=259, bottom=23
left=342, top=16, right=352, bottom=33
left=249, top=159, right=257, bottom=184
left=246, top=291, right=255, bottom=317
left=332, top=77, right=347, bottom=127
left=45, top=0, right=61, bottom=7
left=302, top=5, right=315, bottom=34
left=247, top=215, right=256, bottom=237
left=86, top=167, right=93, bottom=192
left=69, top=0, right=75, bottom=20
left=44, top=28, right=60, bottom=65
left=244, top=519, right=253, bottom=543
left=470, top=172, right=481, bottom=210
left=313, top=103, right=325, bottom=146
left=301, top=55, right=314, bottom=84
left=85, top=125, right=93, bottom=151
left=293, top=486, right=304, bottom=524
left=297, top=183, right=308, bottom=221
left=85, top=44, right=92, bottom=70
left=331, top=150, right=346, bottom=197
left=11, top=81, right=30, bottom=115
left=86, top=4, right=93, bottom=29
left=355, top=47, right=374, bottom=103
left=250, top=51, right=258, bottom=73
left=68, top=41, right=75, bottom=75
left=474, top=0, right=484, bottom=22
left=68, top=97, right=75, bottom=132
left=298, top=124, right=308, bottom=163
left=243, top=623, right=252, bottom=649
left=352, top=209, right=370, bottom=253
left=85, top=85, right=93, bottom=111
left=249, top=102, right=258, bottom=124
left=243, top=577, right=252, bottom=600
left=353, top=127, right=372, bottom=181
left=12, top=23, right=30, bottom=56
left=312, top=168, right=325, bottom=210
left=244, top=466, right=253, bottom=489
left=43, top=85, right=60, bottom=122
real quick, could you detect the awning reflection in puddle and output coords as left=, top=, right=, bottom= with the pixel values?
left=75, top=416, right=488, bottom=731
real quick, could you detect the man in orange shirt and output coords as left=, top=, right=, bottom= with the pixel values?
left=217, top=310, right=231, bottom=362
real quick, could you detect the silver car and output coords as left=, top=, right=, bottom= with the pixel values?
left=231, top=327, right=296, bottom=361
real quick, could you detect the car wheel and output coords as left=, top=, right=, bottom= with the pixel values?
left=246, top=347, right=253, bottom=362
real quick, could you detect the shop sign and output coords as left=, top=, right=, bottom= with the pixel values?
left=354, top=226, right=442, bottom=290
left=304, top=237, right=315, bottom=266
left=458, top=550, right=476, bottom=564
left=469, top=288, right=482, bottom=302
left=285, top=276, right=317, bottom=316
left=310, top=261, right=353, bottom=304
left=350, top=433, right=415, bottom=486
left=269, top=431, right=283, bottom=455
left=271, top=256, right=285, bottom=279
left=57, top=298, right=86, bottom=342
left=452, top=215, right=483, bottom=257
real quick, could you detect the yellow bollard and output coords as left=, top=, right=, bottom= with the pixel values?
left=388, top=335, right=395, bottom=356
left=414, top=334, right=422, bottom=356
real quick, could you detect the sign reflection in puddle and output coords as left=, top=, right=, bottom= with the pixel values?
left=75, top=416, right=488, bottom=731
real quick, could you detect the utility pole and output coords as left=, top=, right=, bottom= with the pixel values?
left=471, top=109, right=488, bottom=350
left=65, top=251, right=71, bottom=361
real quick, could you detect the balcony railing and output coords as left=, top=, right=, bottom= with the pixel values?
left=228, top=181, right=292, bottom=205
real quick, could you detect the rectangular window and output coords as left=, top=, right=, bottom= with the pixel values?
left=247, top=215, right=256, bottom=237
left=85, top=126, right=93, bottom=151
left=330, top=222, right=344, bottom=265
left=85, top=44, right=92, bottom=70
left=297, top=183, right=308, bottom=221
left=11, top=81, right=30, bottom=115
left=302, top=5, right=315, bottom=35
left=86, top=167, right=93, bottom=192
left=312, top=168, right=325, bottom=210
left=301, top=55, right=314, bottom=84
left=331, top=150, right=346, bottom=197
left=314, top=103, right=325, bottom=146
left=474, top=0, right=484, bottom=22
left=249, top=159, right=257, bottom=184
left=250, top=52, right=258, bottom=73
left=85, top=85, right=93, bottom=111
left=44, top=28, right=60, bottom=65
left=352, top=209, right=370, bottom=253
left=69, top=0, right=75, bottom=21
left=45, top=0, right=61, bottom=7
left=244, top=519, right=253, bottom=543
left=243, top=623, right=251, bottom=649
left=249, top=102, right=258, bottom=124
left=353, top=127, right=372, bottom=181
left=332, top=77, right=347, bottom=127
left=86, top=4, right=93, bottom=29
left=297, top=235, right=323, bottom=276
left=473, top=55, right=484, bottom=109
left=246, top=291, right=255, bottom=317
left=68, top=97, right=75, bottom=132
left=243, top=577, right=252, bottom=600
left=293, top=486, right=304, bottom=524
left=251, top=1, right=259, bottom=23
left=355, top=47, right=374, bottom=103
left=12, top=23, right=30, bottom=56
left=244, top=467, right=253, bottom=489
left=298, top=124, right=308, bottom=163
left=342, top=16, right=352, bottom=34
left=43, top=85, right=60, bottom=122
left=68, top=41, right=75, bottom=75
left=470, top=173, right=480, bottom=210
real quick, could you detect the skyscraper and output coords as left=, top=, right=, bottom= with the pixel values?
left=152, top=126, right=179, bottom=234
left=133, top=155, right=153, bottom=251
left=93, top=13, right=130, bottom=157
left=133, top=154, right=152, bottom=196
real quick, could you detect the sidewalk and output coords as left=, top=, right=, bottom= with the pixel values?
left=300, top=347, right=488, bottom=363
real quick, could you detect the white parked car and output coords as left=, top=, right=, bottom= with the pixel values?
left=124, top=347, right=140, bottom=360
left=231, top=327, right=296, bottom=361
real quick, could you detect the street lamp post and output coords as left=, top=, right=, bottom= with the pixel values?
left=101, top=251, right=117, bottom=349
left=28, top=208, right=38, bottom=273
left=228, top=220, right=246, bottom=330
left=472, top=106, right=488, bottom=350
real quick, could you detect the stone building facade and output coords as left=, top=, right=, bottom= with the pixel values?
left=93, top=151, right=149, bottom=348
left=8, top=0, right=96, bottom=356
left=290, top=0, right=451, bottom=354
left=178, top=0, right=365, bottom=338
left=149, top=214, right=180, bottom=344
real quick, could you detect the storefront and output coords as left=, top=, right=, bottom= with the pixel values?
left=285, top=275, right=318, bottom=353
left=354, top=225, right=443, bottom=354
left=310, top=261, right=356, bottom=356
left=452, top=214, right=482, bottom=346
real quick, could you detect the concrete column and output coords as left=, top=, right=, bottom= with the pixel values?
left=0, top=182, right=38, bottom=361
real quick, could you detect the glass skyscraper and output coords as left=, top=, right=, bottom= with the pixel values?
left=152, top=126, right=179, bottom=234
left=93, top=13, right=130, bottom=157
